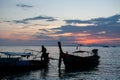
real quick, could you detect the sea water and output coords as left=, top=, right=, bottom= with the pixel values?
left=0, top=46, right=120, bottom=80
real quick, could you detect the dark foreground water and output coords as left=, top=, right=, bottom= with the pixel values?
left=0, top=46, right=120, bottom=80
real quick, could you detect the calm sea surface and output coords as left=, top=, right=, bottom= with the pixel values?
left=0, top=46, right=120, bottom=80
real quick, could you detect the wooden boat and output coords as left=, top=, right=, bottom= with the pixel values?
left=0, top=49, right=49, bottom=71
left=58, top=42, right=100, bottom=71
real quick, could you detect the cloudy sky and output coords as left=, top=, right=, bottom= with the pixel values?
left=0, top=0, right=120, bottom=46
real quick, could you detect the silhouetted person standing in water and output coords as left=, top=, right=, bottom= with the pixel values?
left=41, top=45, right=49, bottom=62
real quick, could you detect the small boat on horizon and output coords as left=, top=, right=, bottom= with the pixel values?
left=0, top=49, right=49, bottom=71
left=58, top=42, right=100, bottom=71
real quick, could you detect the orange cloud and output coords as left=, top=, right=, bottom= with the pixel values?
left=75, top=37, right=120, bottom=45
left=0, top=32, right=33, bottom=40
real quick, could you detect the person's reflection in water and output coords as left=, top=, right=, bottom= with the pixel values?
left=40, top=68, right=48, bottom=79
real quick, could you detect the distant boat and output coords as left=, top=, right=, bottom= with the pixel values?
left=58, top=42, right=100, bottom=71
left=103, top=45, right=109, bottom=48
left=0, top=49, right=49, bottom=71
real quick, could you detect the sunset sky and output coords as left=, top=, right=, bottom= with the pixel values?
left=0, top=0, right=120, bottom=46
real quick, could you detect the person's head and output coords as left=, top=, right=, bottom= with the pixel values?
left=42, top=45, right=44, bottom=48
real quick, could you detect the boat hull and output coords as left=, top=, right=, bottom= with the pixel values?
left=62, top=54, right=100, bottom=71
left=0, top=58, right=49, bottom=71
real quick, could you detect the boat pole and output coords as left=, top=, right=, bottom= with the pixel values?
left=58, top=42, right=63, bottom=69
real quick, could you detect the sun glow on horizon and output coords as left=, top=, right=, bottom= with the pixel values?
left=75, top=37, right=120, bottom=45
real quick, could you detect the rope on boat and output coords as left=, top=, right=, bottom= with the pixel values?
left=24, top=49, right=42, bottom=59
left=49, top=57, right=59, bottom=60
left=24, top=49, right=41, bottom=53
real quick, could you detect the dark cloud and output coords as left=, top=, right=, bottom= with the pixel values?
left=0, top=39, right=25, bottom=46
left=91, top=14, right=120, bottom=26
left=64, top=20, right=91, bottom=24
left=0, top=38, right=60, bottom=46
left=62, top=14, right=120, bottom=34
left=16, top=4, right=33, bottom=8
left=39, top=29, right=49, bottom=32
left=13, top=16, right=57, bottom=24
left=52, top=24, right=120, bottom=38
left=35, top=34, right=53, bottom=40
left=64, top=14, right=120, bottom=25
left=52, top=25, right=83, bottom=34
left=13, top=20, right=28, bottom=24
left=4, top=21, right=11, bottom=23
left=51, top=14, right=120, bottom=45
left=22, top=16, right=57, bottom=22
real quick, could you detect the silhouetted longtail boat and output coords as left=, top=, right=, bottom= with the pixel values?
left=58, top=42, right=100, bottom=71
left=0, top=49, right=49, bottom=71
